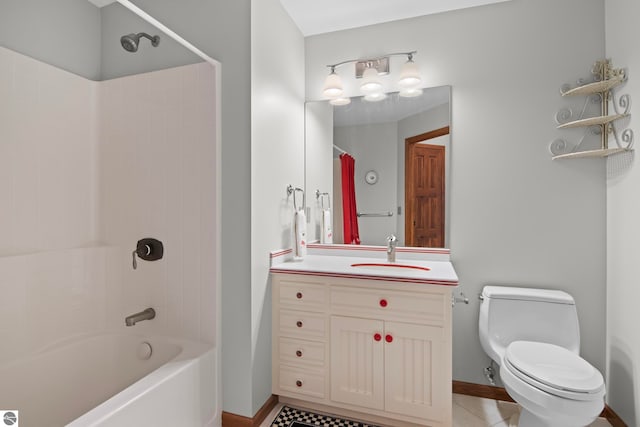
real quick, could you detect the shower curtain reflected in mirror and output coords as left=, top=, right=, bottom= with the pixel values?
left=340, top=153, right=360, bottom=245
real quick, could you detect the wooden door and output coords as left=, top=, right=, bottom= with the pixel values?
left=330, top=316, right=384, bottom=410
left=384, top=321, right=446, bottom=422
left=405, top=128, right=448, bottom=248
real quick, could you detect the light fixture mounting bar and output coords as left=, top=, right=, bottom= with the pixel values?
left=325, top=51, right=417, bottom=78
left=355, top=57, right=389, bottom=78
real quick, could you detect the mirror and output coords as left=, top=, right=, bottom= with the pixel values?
left=305, top=86, right=451, bottom=247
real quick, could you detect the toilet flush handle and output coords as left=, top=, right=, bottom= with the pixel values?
left=451, top=291, right=470, bottom=307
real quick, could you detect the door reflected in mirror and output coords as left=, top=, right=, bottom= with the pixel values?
left=305, top=86, right=451, bottom=248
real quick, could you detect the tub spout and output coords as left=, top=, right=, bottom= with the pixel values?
left=125, top=308, right=156, bottom=327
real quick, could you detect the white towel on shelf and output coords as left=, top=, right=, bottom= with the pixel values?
left=321, top=209, right=333, bottom=244
left=294, top=209, right=307, bottom=258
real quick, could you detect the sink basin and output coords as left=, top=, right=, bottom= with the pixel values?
left=350, top=262, right=431, bottom=272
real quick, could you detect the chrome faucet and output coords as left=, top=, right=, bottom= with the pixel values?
left=125, top=308, right=156, bottom=327
left=386, top=234, right=397, bottom=263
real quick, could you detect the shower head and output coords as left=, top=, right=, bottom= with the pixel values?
left=120, top=32, right=160, bottom=53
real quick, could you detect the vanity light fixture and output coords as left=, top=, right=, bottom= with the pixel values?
left=322, top=51, right=421, bottom=104
left=398, top=53, right=421, bottom=88
left=360, top=64, right=383, bottom=93
left=322, top=66, right=344, bottom=98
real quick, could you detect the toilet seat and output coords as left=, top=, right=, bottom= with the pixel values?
left=504, top=341, right=605, bottom=401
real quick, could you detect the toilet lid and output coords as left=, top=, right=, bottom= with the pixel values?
left=505, top=341, right=604, bottom=394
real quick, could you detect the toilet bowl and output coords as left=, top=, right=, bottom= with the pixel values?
left=478, top=286, right=605, bottom=427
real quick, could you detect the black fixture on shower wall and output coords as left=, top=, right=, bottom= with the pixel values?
left=132, top=238, right=164, bottom=269
left=120, top=32, right=160, bottom=53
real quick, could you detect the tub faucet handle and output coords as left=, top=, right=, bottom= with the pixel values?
left=132, top=238, right=164, bottom=270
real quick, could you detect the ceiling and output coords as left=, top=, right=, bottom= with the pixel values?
left=280, top=0, right=511, bottom=36
left=88, top=1, right=510, bottom=36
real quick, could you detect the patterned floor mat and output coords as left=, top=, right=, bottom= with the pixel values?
left=270, top=405, right=381, bottom=427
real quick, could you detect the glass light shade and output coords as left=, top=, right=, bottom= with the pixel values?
left=399, top=87, right=423, bottom=98
left=360, top=67, right=382, bottom=93
left=322, top=71, right=343, bottom=98
left=364, top=92, right=387, bottom=102
left=329, top=97, right=351, bottom=106
left=398, top=59, right=421, bottom=88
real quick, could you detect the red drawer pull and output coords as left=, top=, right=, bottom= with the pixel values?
left=296, top=380, right=303, bottom=387
left=296, top=350, right=303, bottom=357
left=379, top=299, right=388, bottom=308
left=373, top=333, right=382, bottom=342
left=296, top=321, right=303, bottom=328
left=296, top=292, right=303, bottom=299
left=385, top=334, right=393, bottom=343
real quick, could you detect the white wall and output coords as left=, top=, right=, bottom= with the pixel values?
left=305, top=102, right=334, bottom=243
left=334, top=122, right=398, bottom=244
left=0, top=0, right=101, bottom=80
left=100, top=2, right=202, bottom=80
left=605, top=0, right=639, bottom=424
left=306, top=0, right=607, bottom=384
left=251, top=0, right=305, bottom=414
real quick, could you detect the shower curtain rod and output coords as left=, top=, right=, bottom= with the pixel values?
left=116, top=0, right=219, bottom=67
left=333, top=144, right=348, bottom=155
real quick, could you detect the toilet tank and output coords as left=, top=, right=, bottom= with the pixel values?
left=479, top=285, right=580, bottom=365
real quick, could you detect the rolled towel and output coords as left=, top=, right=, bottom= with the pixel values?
left=321, top=208, right=333, bottom=244
left=294, top=209, right=307, bottom=258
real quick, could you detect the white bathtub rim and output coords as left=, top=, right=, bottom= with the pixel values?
left=66, top=339, right=217, bottom=426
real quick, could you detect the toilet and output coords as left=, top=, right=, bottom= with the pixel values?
left=478, top=285, right=605, bottom=427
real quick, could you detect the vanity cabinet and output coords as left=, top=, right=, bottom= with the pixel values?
left=272, top=273, right=453, bottom=427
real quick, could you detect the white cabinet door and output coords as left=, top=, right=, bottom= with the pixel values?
left=330, top=316, right=384, bottom=410
left=384, top=321, right=446, bottom=421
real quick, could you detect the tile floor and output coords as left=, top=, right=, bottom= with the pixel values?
left=260, top=394, right=613, bottom=427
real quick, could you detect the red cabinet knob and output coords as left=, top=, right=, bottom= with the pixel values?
left=373, top=333, right=382, bottom=342
left=296, top=321, right=303, bottom=328
left=296, top=350, right=303, bottom=357
left=296, top=380, right=303, bottom=387
left=296, top=292, right=303, bottom=299
left=379, top=299, right=388, bottom=308
left=385, top=334, right=393, bottom=343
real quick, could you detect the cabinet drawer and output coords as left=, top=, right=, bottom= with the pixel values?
left=278, top=278, right=327, bottom=312
left=280, top=309, right=326, bottom=339
left=279, top=337, right=325, bottom=367
left=331, top=287, right=445, bottom=324
left=279, top=366, right=325, bottom=399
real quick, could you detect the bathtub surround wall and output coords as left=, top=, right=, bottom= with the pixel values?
left=0, top=47, right=99, bottom=253
left=605, top=0, right=640, bottom=423
left=305, top=0, right=607, bottom=385
left=98, top=62, right=217, bottom=343
left=0, top=44, right=217, bottom=360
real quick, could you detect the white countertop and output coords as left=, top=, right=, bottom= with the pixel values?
left=270, top=254, right=458, bottom=286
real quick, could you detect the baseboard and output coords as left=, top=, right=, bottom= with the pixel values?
left=221, top=394, right=279, bottom=427
left=452, top=380, right=628, bottom=427
left=602, top=405, right=628, bottom=427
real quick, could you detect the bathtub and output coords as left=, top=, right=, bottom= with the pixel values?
left=0, top=333, right=219, bottom=427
